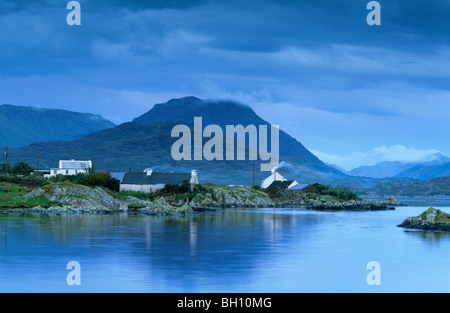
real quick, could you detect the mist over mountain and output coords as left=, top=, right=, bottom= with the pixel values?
left=394, top=162, right=450, bottom=180
left=347, top=161, right=416, bottom=178
left=347, top=153, right=450, bottom=179
left=133, top=96, right=343, bottom=176
left=0, top=104, right=116, bottom=148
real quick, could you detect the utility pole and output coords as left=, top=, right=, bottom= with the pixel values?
left=92, top=156, right=96, bottom=173
left=5, top=146, right=8, bottom=175
left=37, top=151, right=40, bottom=172
left=252, top=163, right=255, bottom=187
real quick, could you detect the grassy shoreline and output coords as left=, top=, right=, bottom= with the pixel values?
left=0, top=174, right=393, bottom=214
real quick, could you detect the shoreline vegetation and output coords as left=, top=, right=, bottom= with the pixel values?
left=0, top=172, right=403, bottom=216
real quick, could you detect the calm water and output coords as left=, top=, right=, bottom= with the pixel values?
left=1, top=202, right=450, bottom=293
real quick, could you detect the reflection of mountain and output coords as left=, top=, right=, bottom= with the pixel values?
left=1, top=211, right=321, bottom=292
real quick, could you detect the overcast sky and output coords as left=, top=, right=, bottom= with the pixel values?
left=1, top=0, right=449, bottom=170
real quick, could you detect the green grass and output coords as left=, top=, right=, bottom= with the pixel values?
left=0, top=181, right=60, bottom=209
left=127, top=203, right=147, bottom=209
left=119, top=190, right=155, bottom=201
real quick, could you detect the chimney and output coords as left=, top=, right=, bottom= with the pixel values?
left=190, top=170, right=199, bottom=185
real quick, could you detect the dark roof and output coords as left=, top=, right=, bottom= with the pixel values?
left=290, top=183, right=309, bottom=190
left=299, top=185, right=320, bottom=193
left=290, top=184, right=320, bottom=193
left=268, top=180, right=294, bottom=190
left=121, top=172, right=191, bottom=185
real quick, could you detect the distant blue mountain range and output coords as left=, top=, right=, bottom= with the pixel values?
left=346, top=153, right=450, bottom=180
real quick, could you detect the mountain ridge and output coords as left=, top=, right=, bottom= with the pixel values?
left=0, top=104, right=116, bottom=148
left=133, top=96, right=343, bottom=175
left=347, top=152, right=450, bottom=179
left=7, top=97, right=347, bottom=185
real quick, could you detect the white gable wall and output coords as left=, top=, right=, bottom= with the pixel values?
left=261, top=171, right=287, bottom=188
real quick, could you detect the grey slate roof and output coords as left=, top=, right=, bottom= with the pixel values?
left=60, top=160, right=91, bottom=170
left=290, top=184, right=309, bottom=190
left=268, top=180, right=295, bottom=189
left=121, top=172, right=191, bottom=185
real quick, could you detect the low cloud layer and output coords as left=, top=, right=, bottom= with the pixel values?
left=1, top=0, right=449, bottom=166
left=311, top=145, right=448, bottom=171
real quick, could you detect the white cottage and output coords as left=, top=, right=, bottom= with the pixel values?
left=261, top=168, right=299, bottom=190
left=120, top=169, right=199, bottom=193
left=45, top=160, right=92, bottom=178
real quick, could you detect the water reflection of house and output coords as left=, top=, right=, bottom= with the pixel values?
left=120, top=169, right=199, bottom=193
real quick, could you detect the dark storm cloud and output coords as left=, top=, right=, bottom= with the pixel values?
left=87, top=0, right=208, bottom=11
left=1, top=0, right=450, bottom=163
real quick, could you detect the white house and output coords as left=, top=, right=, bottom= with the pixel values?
left=45, top=160, right=92, bottom=178
left=120, top=169, right=199, bottom=193
left=261, top=168, right=299, bottom=190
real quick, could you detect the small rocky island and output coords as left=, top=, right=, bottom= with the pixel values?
left=1, top=181, right=402, bottom=216
left=398, top=208, right=450, bottom=231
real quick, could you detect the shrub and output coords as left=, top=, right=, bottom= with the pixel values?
left=312, top=183, right=358, bottom=201
left=119, top=190, right=154, bottom=201
left=49, top=174, right=70, bottom=183
left=0, top=162, right=34, bottom=176
left=12, top=162, right=34, bottom=176
left=77, top=172, right=120, bottom=192
left=266, top=186, right=284, bottom=199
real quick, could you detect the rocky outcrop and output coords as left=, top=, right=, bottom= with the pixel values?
left=398, top=208, right=450, bottom=231
left=10, top=183, right=194, bottom=216
left=304, top=199, right=393, bottom=211
left=376, top=196, right=406, bottom=207
left=167, top=186, right=392, bottom=211
left=209, top=187, right=275, bottom=208
left=4, top=183, right=398, bottom=215
left=267, top=189, right=394, bottom=211
left=158, top=186, right=276, bottom=210
left=23, top=183, right=128, bottom=212
left=135, top=198, right=194, bottom=216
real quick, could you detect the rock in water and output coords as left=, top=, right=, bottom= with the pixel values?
left=397, top=208, right=450, bottom=231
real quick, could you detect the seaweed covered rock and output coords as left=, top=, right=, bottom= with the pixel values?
left=398, top=208, right=450, bottom=231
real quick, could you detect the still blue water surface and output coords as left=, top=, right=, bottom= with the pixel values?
left=1, top=202, right=450, bottom=293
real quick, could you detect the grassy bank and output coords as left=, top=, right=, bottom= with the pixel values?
left=0, top=181, right=60, bottom=209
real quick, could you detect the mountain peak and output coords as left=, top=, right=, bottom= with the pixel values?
left=133, top=96, right=257, bottom=126
left=131, top=96, right=343, bottom=178
left=153, top=96, right=251, bottom=110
